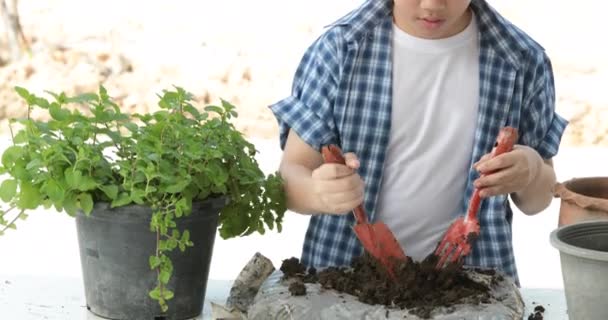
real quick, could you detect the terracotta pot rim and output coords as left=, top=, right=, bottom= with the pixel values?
left=554, top=177, right=608, bottom=213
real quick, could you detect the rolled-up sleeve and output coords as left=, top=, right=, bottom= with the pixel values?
left=520, top=52, right=569, bottom=159
left=269, top=32, right=342, bottom=151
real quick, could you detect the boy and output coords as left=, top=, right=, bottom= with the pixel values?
left=269, top=0, right=567, bottom=284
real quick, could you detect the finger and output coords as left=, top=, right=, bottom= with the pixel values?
left=323, top=190, right=363, bottom=209
left=316, top=171, right=363, bottom=194
left=319, top=180, right=363, bottom=213
left=334, top=197, right=365, bottom=215
left=478, top=186, right=505, bottom=198
left=474, top=166, right=513, bottom=189
left=343, top=152, right=360, bottom=169
left=321, top=185, right=365, bottom=214
left=473, top=153, right=492, bottom=168
left=475, top=153, right=516, bottom=174
left=313, top=163, right=354, bottom=180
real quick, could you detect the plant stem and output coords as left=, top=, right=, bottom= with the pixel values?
left=155, top=222, right=164, bottom=296
left=102, top=122, right=123, bottom=156
left=8, top=122, right=15, bottom=145
left=0, top=206, right=21, bottom=234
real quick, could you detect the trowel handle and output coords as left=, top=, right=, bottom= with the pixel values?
left=467, top=127, right=519, bottom=221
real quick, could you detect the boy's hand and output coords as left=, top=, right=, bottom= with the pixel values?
left=472, top=145, right=542, bottom=198
left=311, top=152, right=364, bottom=215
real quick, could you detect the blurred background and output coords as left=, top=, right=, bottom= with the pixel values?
left=0, top=0, right=606, bottom=146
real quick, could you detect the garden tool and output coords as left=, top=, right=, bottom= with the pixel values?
left=434, top=127, right=519, bottom=269
left=321, top=144, right=407, bottom=279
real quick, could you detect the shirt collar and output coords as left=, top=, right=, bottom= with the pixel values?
left=324, top=0, right=392, bottom=44
left=327, top=0, right=541, bottom=70
left=470, top=0, right=524, bottom=70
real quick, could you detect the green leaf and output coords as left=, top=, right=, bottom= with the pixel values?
left=66, top=93, right=98, bottom=104
left=167, top=238, right=178, bottom=250
left=183, top=105, right=201, bottom=118
left=16, top=181, right=42, bottom=209
left=0, top=179, right=18, bottom=202
left=99, top=85, right=109, bottom=101
left=174, top=204, right=183, bottom=218
left=1, top=146, right=23, bottom=168
left=162, top=290, right=174, bottom=300
left=14, top=86, right=31, bottom=101
left=44, top=90, right=62, bottom=102
left=99, top=185, right=118, bottom=199
left=130, top=189, right=145, bottom=205
left=158, top=240, right=167, bottom=251
left=123, top=122, right=138, bottom=133
left=79, top=193, right=93, bottom=214
left=65, top=169, right=82, bottom=189
left=221, top=99, right=235, bottom=111
left=111, top=192, right=131, bottom=208
left=12, top=130, right=27, bottom=144
left=49, top=103, right=70, bottom=121
left=43, top=199, right=54, bottom=209
left=33, top=97, right=50, bottom=109
left=174, top=198, right=189, bottom=218
left=41, top=179, right=65, bottom=203
left=153, top=111, right=170, bottom=121
left=149, top=256, right=162, bottom=269
left=149, top=288, right=161, bottom=300
left=63, top=194, right=79, bottom=216
left=165, top=181, right=189, bottom=194
left=181, top=230, right=190, bottom=243
left=204, top=105, right=223, bottom=115
left=77, top=176, right=98, bottom=191
left=25, top=159, right=43, bottom=171
left=160, top=270, right=171, bottom=284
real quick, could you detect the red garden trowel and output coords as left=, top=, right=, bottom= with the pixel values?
left=434, top=127, right=519, bottom=269
left=321, top=144, right=408, bottom=279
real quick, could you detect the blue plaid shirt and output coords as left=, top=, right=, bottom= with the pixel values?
left=269, top=0, right=567, bottom=283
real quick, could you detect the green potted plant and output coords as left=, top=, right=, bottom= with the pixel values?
left=0, top=85, right=286, bottom=319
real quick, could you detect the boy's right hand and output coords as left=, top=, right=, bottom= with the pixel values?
left=311, top=152, right=364, bottom=215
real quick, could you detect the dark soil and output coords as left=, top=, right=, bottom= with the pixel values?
left=288, top=281, right=307, bottom=296
left=280, top=253, right=500, bottom=319
left=527, top=305, right=545, bottom=320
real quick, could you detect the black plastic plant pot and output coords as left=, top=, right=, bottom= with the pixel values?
left=75, top=197, right=226, bottom=320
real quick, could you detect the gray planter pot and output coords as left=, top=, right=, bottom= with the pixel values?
left=75, top=197, right=227, bottom=320
left=550, top=220, right=608, bottom=320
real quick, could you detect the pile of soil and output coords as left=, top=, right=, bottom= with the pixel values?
left=280, top=253, right=501, bottom=319
left=527, top=305, right=545, bottom=320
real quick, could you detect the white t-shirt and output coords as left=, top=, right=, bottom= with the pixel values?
left=375, top=15, right=480, bottom=261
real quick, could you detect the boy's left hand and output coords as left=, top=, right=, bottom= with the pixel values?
left=472, top=145, right=542, bottom=198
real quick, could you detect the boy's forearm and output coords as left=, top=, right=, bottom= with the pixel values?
left=511, top=157, right=556, bottom=215
left=279, top=162, right=323, bottom=215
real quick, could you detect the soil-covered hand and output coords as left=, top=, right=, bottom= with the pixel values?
left=311, top=152, right=364, bottom=215
left=472, top=145, right=542, bottom=198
